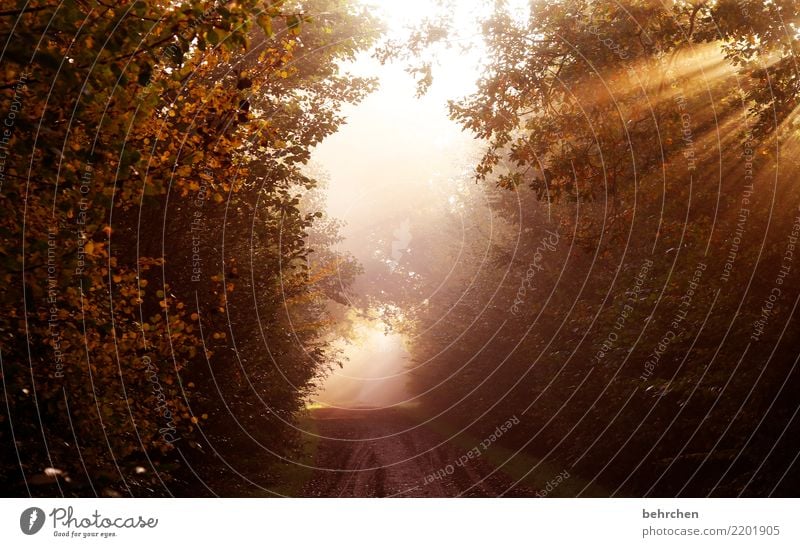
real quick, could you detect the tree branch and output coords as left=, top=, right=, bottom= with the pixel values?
left=0, top=6, right=54, bottom=17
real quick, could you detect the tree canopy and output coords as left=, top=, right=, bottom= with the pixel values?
left=0, top=0, right=380, bottom=495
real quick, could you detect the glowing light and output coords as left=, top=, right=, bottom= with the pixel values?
left=363, top=0, right=529, bottom=35
left=311, top=313, right=411, bottom=408
left=363, top=0, right=453, bottom=35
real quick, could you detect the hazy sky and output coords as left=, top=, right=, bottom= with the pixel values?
left=309, top=1, right=500, bottom=407
left=313, top=52, right=479, bottom=259
left=310, top=50, right=483, bottom=407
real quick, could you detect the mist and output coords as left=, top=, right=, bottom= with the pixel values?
left=309, top=50, right=482, bottom=408
left=313, top=319, right=411, bottom=408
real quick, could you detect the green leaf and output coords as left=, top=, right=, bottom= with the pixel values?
left=257, top=15, right=274, bottom=37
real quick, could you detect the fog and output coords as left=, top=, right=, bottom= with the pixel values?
left=312, top=318, right=411, bottom=407
left=309, top=50, right=480, bottom=407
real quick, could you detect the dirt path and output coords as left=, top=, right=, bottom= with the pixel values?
left=300, top=407, right=536, bottom=497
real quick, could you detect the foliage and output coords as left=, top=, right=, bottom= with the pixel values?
left=385, top=0, right=800, bottom=495
left=0, top=0, right=378, bottom=495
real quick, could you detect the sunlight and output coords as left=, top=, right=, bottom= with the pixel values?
left=354, top=0, right=530, bottom=111
left=363, top=0, right=444, bottom=33
left=363, top=0, right=529, bottom=35
left=311, top=313, right=412, bottom=408
left=8, top=0, right=800, bottom=510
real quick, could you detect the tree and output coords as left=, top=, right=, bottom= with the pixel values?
left=0, top=0, right=379, bottom=495
left=384, top=0, right=800, bottom=495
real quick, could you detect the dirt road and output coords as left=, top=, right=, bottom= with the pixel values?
left=301, top=407, right=536, bottom=497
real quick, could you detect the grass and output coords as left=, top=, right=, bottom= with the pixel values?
left=256, top=404, right=610, bottom=497
left=257, top=410, right=320, bottom=497
left=405, top=407, right=609, bottom=497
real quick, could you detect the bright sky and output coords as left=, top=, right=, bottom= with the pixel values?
left=312, top=0, right=492, bottom=254
left=315, top=52, right=479, bottom=250
left=314, top=0, right=534, bottom=252
left=309, top=0, right=527, bottom=407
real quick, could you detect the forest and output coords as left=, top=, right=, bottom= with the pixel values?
left=2, top=0, right=800, bottom=497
